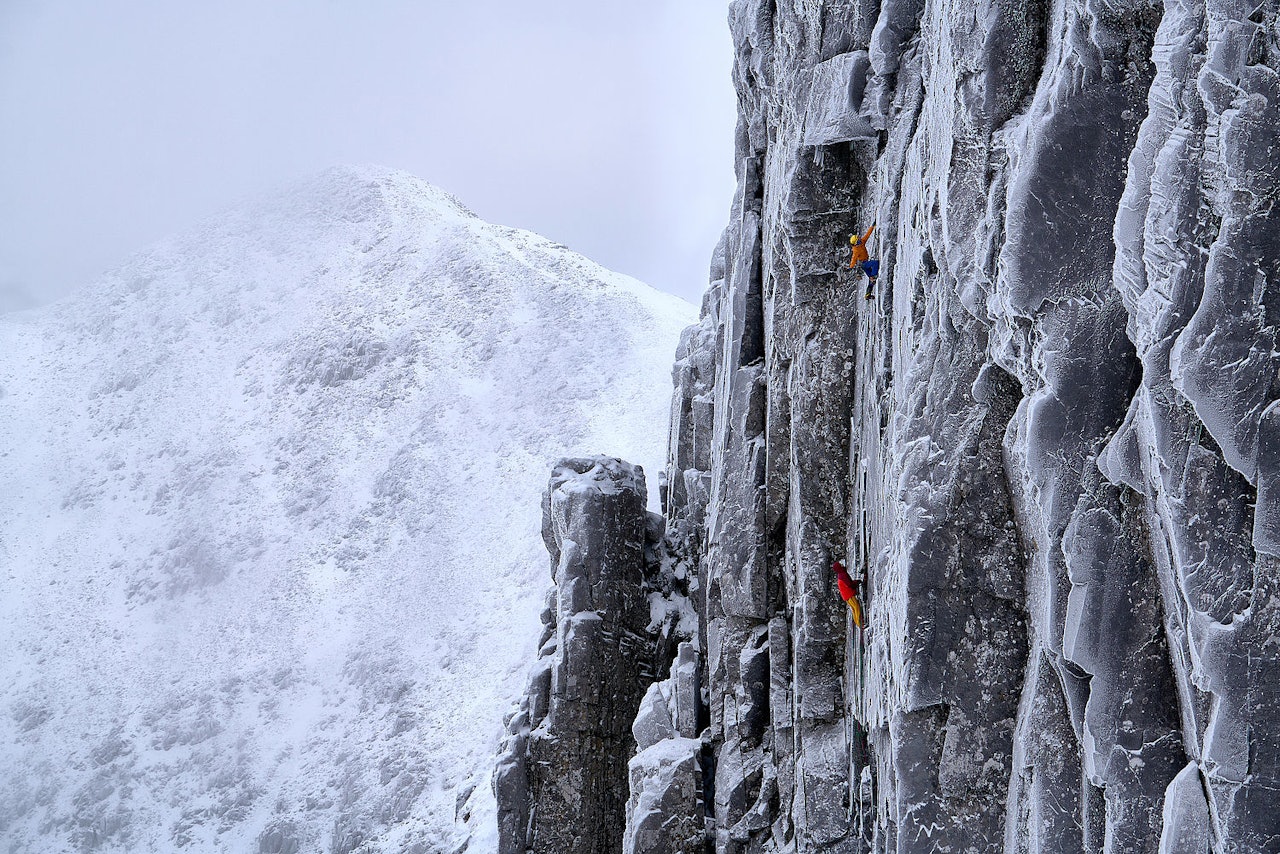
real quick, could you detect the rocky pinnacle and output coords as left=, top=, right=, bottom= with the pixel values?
left=495, top=457, right=661, bottom=854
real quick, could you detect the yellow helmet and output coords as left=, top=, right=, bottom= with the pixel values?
left=850, top=234, right=860, bottom=244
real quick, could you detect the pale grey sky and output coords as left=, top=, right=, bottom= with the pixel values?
left=0, top=1, right=736, bottom=310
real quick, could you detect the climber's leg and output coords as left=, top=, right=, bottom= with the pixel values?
left=862, top=260, right=879, bottom=299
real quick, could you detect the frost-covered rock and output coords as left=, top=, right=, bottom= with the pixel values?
left=650, top=0, right=1278, bottom=851
left=625, top=737, right=705, bottom=854
left=634, top=682, right=679, bottom=750
left=0, top=167, right=694, bottom=853
left=623, top=641, right=706, bottom=854
left=495, top=457, right=661, bottom=854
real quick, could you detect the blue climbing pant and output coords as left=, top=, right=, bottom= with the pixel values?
left=861, top=260, right=880, bottom=278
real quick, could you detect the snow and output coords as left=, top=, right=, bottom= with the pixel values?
left=647, top=588, right=698, bottom=637
left=632, top=735, right=702, bottom=767
left=0, top=166, right=694, bottom=853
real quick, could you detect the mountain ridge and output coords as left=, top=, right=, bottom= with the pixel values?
left=0, top=165, right=694, bottom=853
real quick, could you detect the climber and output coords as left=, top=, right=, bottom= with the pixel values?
left=848, top=225, right=879, bottom=300
left=832, top=560, right=865, bottom=630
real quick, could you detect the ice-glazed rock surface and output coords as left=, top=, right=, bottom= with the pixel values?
left=494, top=457, right=661, bottom=854
left=650, top=0, right=1278, bottom=851
left=623, top=641, right=706, bottom=854
left=0, top=167, right=695, bottom=853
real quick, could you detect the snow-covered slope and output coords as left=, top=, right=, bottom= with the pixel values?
left=0, top=166, right=694, bottom=853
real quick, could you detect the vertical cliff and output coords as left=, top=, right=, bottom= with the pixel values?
left=653, top=0, right=1279, bottom=851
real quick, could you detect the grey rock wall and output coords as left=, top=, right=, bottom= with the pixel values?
left=652, top=0, right=1279, bottom=852
left=623, top=642, right=705, bottom=854
left=494, top=457, right=661, bottom=854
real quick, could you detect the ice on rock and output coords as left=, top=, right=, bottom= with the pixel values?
left=1159, top=763, right=1213, bottom=854
left=495, top=456, right=661, bottom=854
left=634, top=682, right=678, bottom=750
left=803, top=51, right=876, bottom=148
left=621, top=0, right=1279, bottom=850
left=623, top=641, right=705, bottom=854
left=625, top=737, right=704, bottom=854
left=1256, top=400, right=1280, bottom=556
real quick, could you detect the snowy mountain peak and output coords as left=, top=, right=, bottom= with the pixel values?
left=0, top=168, right=694, bottom=853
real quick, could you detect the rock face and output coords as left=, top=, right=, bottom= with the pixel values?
left=495, top=457, right=662, bottom=854
left=647, top=0, right=1278, bottom=852
left=624, top=642, right=705, bottom=854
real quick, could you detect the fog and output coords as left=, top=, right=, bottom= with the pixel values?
left=0, top=1, right=736, bottom=310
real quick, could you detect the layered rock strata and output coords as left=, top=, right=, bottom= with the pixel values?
left=494, top=458, right=662, bottom=854
left=648, top=0, right=1279, bottom=852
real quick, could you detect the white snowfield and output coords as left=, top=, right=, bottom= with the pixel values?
left=0, top=166, right=694, bottom=853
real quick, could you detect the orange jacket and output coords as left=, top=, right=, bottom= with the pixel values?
left=849, top=225, right=875, bottom=267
